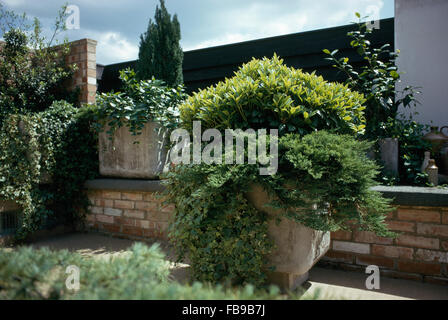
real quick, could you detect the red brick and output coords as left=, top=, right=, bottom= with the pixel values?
left=331, top=230, right=352, bottom=241
left=114, top=200, right=134, bottom=209
left=323, top=251, right=354, bottom=264
left=415, top=249, right=448, bottom=263
left=121, top=192, right=143, bottom=201
left=397, top=209, right=440, bottom=223
left=123, top=209, right=145, bottom=219
left=114, top=217, right=136, bottom=227
left=102, top=191, right=121, bottom=199
left=147, top=211, right=171, bottom=222
left=386, top=220, right=415, bottom=233
left=95, top=199, right=114, bottom=208
left=353, top=231, right=393, bottom=245
left=442, top=212, right=448, bottom=225
left=416, top=223, right=448, bottom=238
left=396, top=235, right=439, bottom=249
left=135, top=201, right=158, bottom=211
left=397, top=261, right=441, bottom=275
left=372, top=245, right=414, bottom=260
left=356, top=255, right=395, bottom=269
left=101, top=224, right=121, bottom=234
left=122, top=226, right=143, bottom=237
left=96, top=214, right=114, bottom=224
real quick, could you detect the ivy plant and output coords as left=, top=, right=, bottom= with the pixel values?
left=0, top=101, right=99, bottom=240
left=95, top=68, right=186, bottom=140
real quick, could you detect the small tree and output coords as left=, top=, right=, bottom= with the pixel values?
left=0, top=3, right=78, bottom=124
left=137, top=0, right=183, bottom=87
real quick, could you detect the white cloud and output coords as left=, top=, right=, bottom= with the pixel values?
left=93, top=31, right=138, bottom=64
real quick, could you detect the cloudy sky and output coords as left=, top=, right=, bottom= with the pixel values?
left=1, top=0, right=394, bottom=65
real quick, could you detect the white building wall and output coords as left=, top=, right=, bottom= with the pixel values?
left=395, top=0, right=448, bottom=128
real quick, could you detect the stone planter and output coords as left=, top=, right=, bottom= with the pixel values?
left=246, top=185, right=330, bottom=290
left=366, top=138, right=399, bottom=178
left=98, top=121, right=169, bottom=179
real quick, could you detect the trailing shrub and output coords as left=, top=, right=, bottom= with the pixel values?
left=164, top=131, right=394, bottom=285
left=95, top=68, right=185, bottom=139
left=165, top=55, right=394, bottom=286
left=0, top=243, right=285, bottom=300
left=180, top=54, right=367, bottom=136
left=0, top=101, right=99, bottom=240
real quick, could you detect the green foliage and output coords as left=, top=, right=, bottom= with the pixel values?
left=0, top=4, right=78, bottom=126
left=95, top=68, right=185, bottom=139
left=180, top=54, right=367, bottom=136
left=163, top=131, right=395, bottom=285
left=137, top=0, right=183, bottom=87
left=323, top=14, right=420, bottom=138
left=163, top=164, right=274, bottom=286
left=379, top=118, right=431, bottom=185
left=272, top=131, right=394, bottom=236
left=0, top=243, right=285, bottom=300
left=0, top=101, right=99, bottom=240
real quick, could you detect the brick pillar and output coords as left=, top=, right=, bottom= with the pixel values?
left=66, top=38, right=98, bottom=105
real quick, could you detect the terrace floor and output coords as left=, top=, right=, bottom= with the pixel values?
left=14, top=232, right=448, bottom=300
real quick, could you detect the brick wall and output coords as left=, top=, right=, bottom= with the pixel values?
left=65, top=39, right=98, bottom=104
left=320, top=206, right=448, bottom=285
left=86, top=184, right=448, bottom=285
left=0, top=38, right=97, bottom=105
left=86, top=189, right=174, bottom=240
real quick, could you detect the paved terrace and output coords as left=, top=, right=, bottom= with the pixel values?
left=17, top=232, right=448, bottom=300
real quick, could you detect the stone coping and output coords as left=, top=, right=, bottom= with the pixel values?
left=84, top=179, right=448, bottom=207
left=85, top=179, right=165, bottom=192
left=371, top=185, right=448, bottom=207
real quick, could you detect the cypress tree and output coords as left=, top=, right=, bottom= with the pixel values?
left=137, top=0, right=183, bottom=87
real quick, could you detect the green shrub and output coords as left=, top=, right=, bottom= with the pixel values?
left=0, top=4, right=78, bottom=126
left=272, top=131, right=394, bottom=235
left=323, top=14, right=420, bottom=139
left=95, top=68, right=185, bottom=138
left=180, top=54, right=366, bottom=136
left=164, top=131, right=394, bottom=286
left=0, top=101, right=99, bottom=240
left=0, top=243, right=285, bottom=300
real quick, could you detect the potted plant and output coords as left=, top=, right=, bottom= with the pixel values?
left=95, top=69, right=185, bottom=179
left=164, top=55, right=395, bottom=290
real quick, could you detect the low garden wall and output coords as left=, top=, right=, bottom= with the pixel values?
left=85, top=179, right=173, bottom=240
left=320, top=186, right=448, bottom=286
left=85, top=181, right=448, bottom=285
